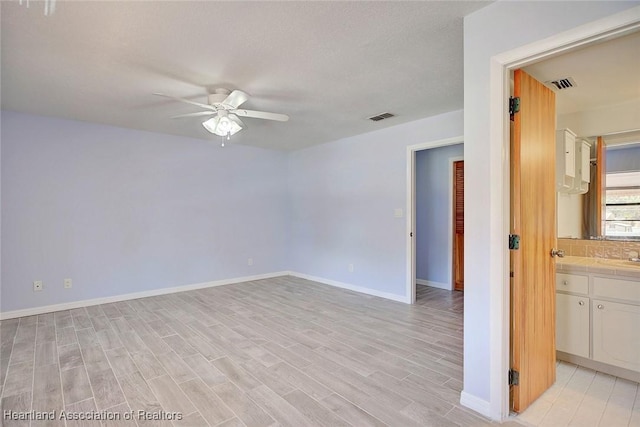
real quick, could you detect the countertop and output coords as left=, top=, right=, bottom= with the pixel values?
left=557, top=256, right=640, bottom=279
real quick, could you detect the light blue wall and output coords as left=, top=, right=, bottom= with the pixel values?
left=606, top=145, right=640, bottom=173
left=288, top=110, right=463, bottom=299
left=1, top=111, right=289, bottom=312
left=416, top=144, right=463, bottom=285
left=2, top=110, right=463, bottom=312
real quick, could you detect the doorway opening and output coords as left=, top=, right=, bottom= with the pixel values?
left=406, top=137, right=464, bottom=305
left=509, top=29, right=640, bottom=421
left=491, top=14, right=640, bottom=422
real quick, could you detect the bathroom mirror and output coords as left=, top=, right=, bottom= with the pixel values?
left=522, top=30, right=640, bottom=243
left=557, top=129, right=640, bottom=241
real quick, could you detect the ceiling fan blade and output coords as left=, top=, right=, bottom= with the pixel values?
left=170, top=111, right=216, bottom=119
left=232, top=109, right=289, bottom=122
left=222, top=90, right=249, bottom=109
left=153, top=93, right=215, bottom=111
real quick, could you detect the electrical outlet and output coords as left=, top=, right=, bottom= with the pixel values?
left=33, top=281, right=43, bottom=292
left=248, top=258, right=253, bottom=266
left=348, top=264, right=354, bottom=273
left=64, top=278, right=73, bottom=289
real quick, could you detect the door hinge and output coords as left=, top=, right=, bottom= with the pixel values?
left=410, top=232, right=413, bottom=237
left=509, top=369, right=519, bottom=386
left=508, top=234, right=520, bottom=250
left=509, top=96, right=520, bottom=121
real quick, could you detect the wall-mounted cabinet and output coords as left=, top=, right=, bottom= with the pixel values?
left=556, top=129, right=576, bottom=192
left=569, top=138, right=592, bottom=194
left=556, top=129, right=591, bottom=194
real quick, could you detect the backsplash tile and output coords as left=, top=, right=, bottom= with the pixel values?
left=602, top=243, right=622, bottom=259
left=586, top=243, right=603, bottom=258
left=559, top=238, right=640, bottom=260
left=572, top=244, right=587, bottom=257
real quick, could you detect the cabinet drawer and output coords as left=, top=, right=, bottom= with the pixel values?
left=593, top=277, right=640, bottom=304
left=556, top=273, right=588, bottom=295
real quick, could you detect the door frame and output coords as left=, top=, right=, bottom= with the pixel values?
left=489, top=9, right=640, bottom=421
left=406, top=136, right=464, bottom=303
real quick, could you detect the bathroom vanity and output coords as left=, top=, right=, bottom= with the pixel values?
left=554, top=128, right=640, bottom=382
left=556, top=255, right=640, bottom=382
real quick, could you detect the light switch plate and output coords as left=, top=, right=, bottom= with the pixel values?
left=394, top=208, right=404, bottom=218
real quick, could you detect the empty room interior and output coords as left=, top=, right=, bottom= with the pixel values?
left=1, top=2, right=639, bottom=427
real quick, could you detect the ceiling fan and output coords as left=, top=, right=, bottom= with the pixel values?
left=154, top=88, right=289, bottom=139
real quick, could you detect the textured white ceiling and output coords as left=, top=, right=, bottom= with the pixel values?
left=1, top=1, right=490, bottom=150
left=524, top=30, right=640, bottom=116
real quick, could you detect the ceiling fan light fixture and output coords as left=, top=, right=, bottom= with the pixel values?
left=155, top=89, right=286, bottom=138
left=202, top=116, right=242, bottom=137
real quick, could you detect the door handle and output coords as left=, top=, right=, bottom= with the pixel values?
left=551, top=249, right=565, bottom=258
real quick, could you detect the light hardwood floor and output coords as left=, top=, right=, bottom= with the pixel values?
left=0, top=278, right=541, bottom=426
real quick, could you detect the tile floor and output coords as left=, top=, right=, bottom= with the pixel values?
left=516, top=360, right=640, bottom=427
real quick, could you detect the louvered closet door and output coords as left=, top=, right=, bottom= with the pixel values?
left=453, top=160, right=464, bottom=291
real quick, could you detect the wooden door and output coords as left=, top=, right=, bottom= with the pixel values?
left=511, top=69, right=557, bottom=413
left=453, top=160, right=464, bottom=291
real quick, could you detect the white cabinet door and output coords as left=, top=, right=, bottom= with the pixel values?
left=556, top=129, right=577, bottom=191
left=593, top=299, right=640, bottom=372
left=556, top=293, right=590, bottom=358
left=581, top=140, right=591, bottom=184
left=569, top=139, right=591, bottom=194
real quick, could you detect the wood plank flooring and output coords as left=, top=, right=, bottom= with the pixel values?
left=0, top=277, right=609, bottom=426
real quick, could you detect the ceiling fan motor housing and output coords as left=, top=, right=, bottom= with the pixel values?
left=208, top=89, right=232, bottom=106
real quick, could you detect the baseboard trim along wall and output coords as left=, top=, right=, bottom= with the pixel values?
left=416, top=279, right=451, bottom=291
left=289, top=271, right=410, bottom=303
left=0, top=271, right=290, bottom=320
left=1, top=270, right=413, bottom=319
left=460, top=391, right=491, bottom=419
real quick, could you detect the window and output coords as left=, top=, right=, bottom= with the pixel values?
left=605, top=171, right=640, bottom=238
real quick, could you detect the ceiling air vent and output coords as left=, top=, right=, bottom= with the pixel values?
left=368, top=112, right=395, bottom=122
left=546, top=77, right=577, bottom=90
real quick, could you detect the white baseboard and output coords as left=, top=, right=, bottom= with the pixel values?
left=460, top=391, right=491, bottom=419
left=557, top=351, right=640, bottom=383
left=0, top=271, right=290, bottom=320
left=416, top=279, right=451, bottom=290
left=289, top=271, right=410, bottom=303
